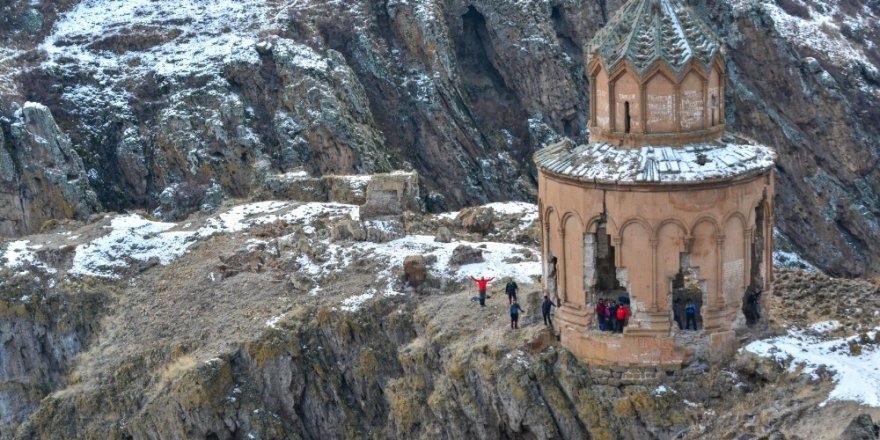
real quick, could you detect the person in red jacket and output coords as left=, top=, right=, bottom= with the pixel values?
left=595, top=300, right=607, bottom=331
left=470, top=275, right=494, bottom=307
left=615, top=304, right=631, bottom=333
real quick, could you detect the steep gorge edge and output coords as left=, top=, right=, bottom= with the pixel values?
left=4, top=287, right=715, bottom=440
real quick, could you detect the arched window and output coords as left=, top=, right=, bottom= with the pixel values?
left=624, top=101, right=631, bottom=134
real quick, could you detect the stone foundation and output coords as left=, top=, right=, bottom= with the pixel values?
left=559, top=325, right=686, bottom=367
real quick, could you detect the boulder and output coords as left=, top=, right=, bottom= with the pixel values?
left=457, top=207, right=495, bottom=234
left=359, top=171, right=420, bottom=220
left=840, top=414, right=879, bottom=440
left=364, top=219, right=404, bottom=243
left=331, top=219, right=367, bottom=242
left=434, top=226, right=452, bottom=243
left=403, top=255, right=428, bottom=286
left=450, top=245, right=483, bottom=266
left=154, top=181, right=223, bottom=221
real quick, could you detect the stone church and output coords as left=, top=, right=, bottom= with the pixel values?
left=535, top=0, right=776, bottom=367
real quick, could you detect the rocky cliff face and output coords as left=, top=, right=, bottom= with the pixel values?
left=2, top=197, right=879, bottom=439
left=0, top=0, right=878, bottom=273
left=0, top=102, right=101, bottom=235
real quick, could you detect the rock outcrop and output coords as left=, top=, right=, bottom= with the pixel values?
left=0, top=0, right=879, bottom=277
left=0, top=102, right=100, bottom=235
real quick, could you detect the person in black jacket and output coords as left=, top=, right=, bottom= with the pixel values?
left=505, top=280, right=519, bottom=304
left=541, top=294, right=556, bottom=326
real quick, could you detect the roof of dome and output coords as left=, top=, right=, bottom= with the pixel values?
left=534, top=135, right=776, bottom=184
left=588, top=0, right=722, bottom=76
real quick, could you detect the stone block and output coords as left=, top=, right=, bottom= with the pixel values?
left=359, top=171, right=420, bottom=220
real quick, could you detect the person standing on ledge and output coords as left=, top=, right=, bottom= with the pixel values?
left=542, top=294, right=556, bottom=326
left=505, top=280, right=519, bottom=304
left=685, top=302, right=698, bottom=330
left=470, top=275, right=494, bottom=307
left=509, top=299, right=525, bottom=329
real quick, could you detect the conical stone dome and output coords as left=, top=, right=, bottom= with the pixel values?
left=589, top=0, right=722, bottom=75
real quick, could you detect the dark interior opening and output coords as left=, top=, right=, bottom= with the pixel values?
left=624, top=101, right=631, bottom=133
left=743, top=201, right=766, bottom=326
left=672, top=254, right=703, bottom=330
left=595, top=222, right=621, bottom=292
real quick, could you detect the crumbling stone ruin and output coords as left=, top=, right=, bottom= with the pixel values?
left=535, top=0, right=777, bottom=368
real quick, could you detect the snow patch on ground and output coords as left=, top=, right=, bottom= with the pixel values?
left=340, top=290, right=376, bottom=312
left=2, top=240, right=56, bottom=274
left=773, top=249, right=817, bottom=272
left=436, top=202, right=538, bottom=231
left=352, top=235, right=541, bottom=286
left=68, top=201, right=359, bottom=279
left=654, top=385, right=676, bottom=396
left=70, top=214, right=194, bottom=278
left=744, top=324, right=880, bottom=407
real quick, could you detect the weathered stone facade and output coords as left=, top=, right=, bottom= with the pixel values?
left=535, top=0, right=776, bottom=367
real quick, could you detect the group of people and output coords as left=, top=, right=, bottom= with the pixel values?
left=470, top=276, right=556, bottom=330
left=594, top=299, right=631, bottom=333
left=673, top=299, right=700, bottom=330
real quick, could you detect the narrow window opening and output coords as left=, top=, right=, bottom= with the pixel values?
left=624, top=101, right=631, bottom=134
left=672, top=253, right=703, bottom=331
left=548, top=252, right=559, bottom=303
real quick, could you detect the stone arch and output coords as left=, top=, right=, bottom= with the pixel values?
left=619, top=216, right=654, bottom=239
left=544, top=206, right=559, bottom=224
left=564, top=214, right=586, bottom=307
left=690, top=215, right=720, bottom=237
left=645, top=70, right=676, bottom=133
left=722, top=210, right=748, bottom=230
left=584, top=215, right=603, bottom=235
left=560, top=211, right=584, bottom=228
left=654, top=217, right=689, bottom=242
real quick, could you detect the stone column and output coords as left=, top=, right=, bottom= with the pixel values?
left=583, top=233, right=598, bottom=304
left=715, top=234, right=726, bottom=309
left=640, top=82, right=648, bottom=134
left=649, top=238, right=659, bottom=311
left=702, top=78, right=709, bottom=129
left=744, top=227, right=754, bottom=288
left=609, top=82, right=616, bottom=131
left=673, top=82, right=681, bottom=132
left=590, top=75, right=597, bottom=127
left=558, top=226, right=567, bottom=303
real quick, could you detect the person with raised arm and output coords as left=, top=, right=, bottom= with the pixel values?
left=470, top=275, right=494, bottom=307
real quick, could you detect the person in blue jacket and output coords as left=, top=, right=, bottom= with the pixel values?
left=509, top=299, right=525, bottom=329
